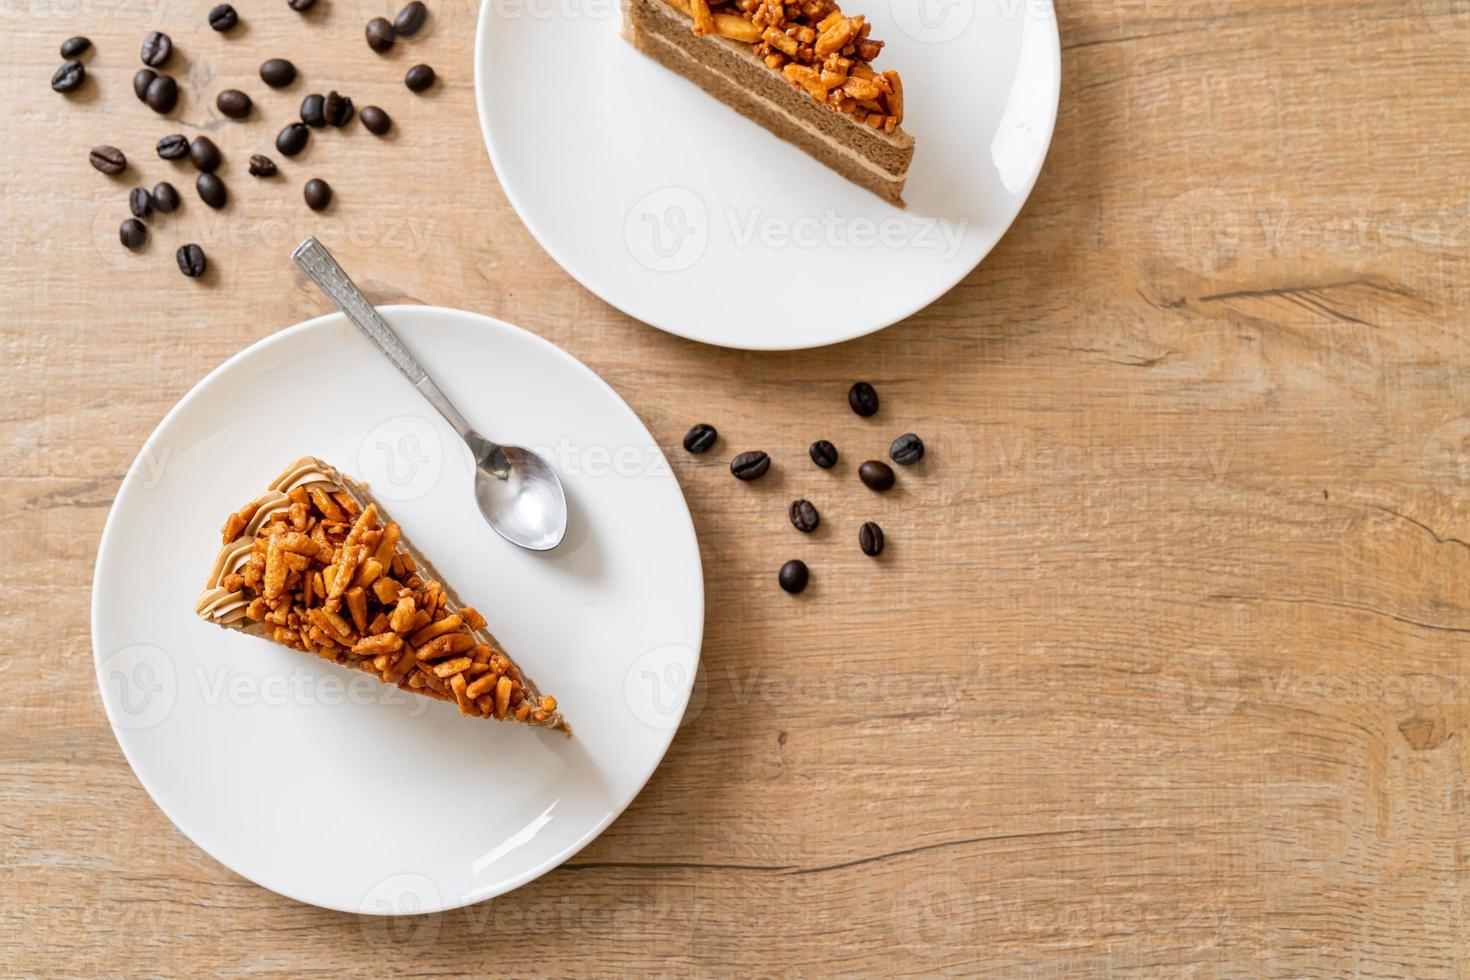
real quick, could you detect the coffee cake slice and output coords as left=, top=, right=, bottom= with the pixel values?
left=196, top=457, right=567, bottom=732
left=623, top=0, right=914, bottom=204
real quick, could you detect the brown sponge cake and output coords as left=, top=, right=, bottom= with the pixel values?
left=622, top=0, right=914, bottom=204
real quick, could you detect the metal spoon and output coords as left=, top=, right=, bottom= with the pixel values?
left=292, top=237, right=568, bottom=552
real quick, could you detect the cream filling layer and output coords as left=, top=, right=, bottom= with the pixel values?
left=194, top=459, right=340, bottom=624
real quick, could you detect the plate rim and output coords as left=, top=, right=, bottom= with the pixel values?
left=90, top=304, right=705, bottom=914
left=472, top=0, right=1062, bottom=351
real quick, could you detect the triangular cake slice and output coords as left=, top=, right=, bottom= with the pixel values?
left=622, top=0, right=914, bottom=204
left=196, top=457, right=567, bottom=732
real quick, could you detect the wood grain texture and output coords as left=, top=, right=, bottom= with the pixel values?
left=4, top=0, right=1470, bottom=974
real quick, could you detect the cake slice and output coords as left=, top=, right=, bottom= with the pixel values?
left=195, top=457, right=567, bottom=732
left=623, top=0, right=914, bottom=204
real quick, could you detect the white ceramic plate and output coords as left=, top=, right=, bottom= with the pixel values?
left=474, top=0, right=1060, bottom=350
left=91, top=307, right=704, bottom=914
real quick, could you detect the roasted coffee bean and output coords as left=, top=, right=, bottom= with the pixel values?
left=176, top=243, right=206, bottom=278
left=778, top=559, right=809, bottom=595
left=303, top=178, right=331, bottom=211
left=216, top=88, right=251, bottom=119
left=395, top=0, right=427, bottom=35
left=858, top=522, right=884, bottom=557
left=129, top=186, right=153, bottom=219
left=145, top=73, right=178, bottom=113
left=889, top=432, right=924, bottom=466
left=260, top=58, right=296, bottom=87
left=730, top=451, right=770, bottom=481
left=809, top=439, right=838, bottom=468
left=848, top=380, right=879, bottom=417
left=404, top=63, right=435, bottom=91
left=323, top=90, right=353, bottom=127
left=288, top=0, right=315, bottom=10
left=858, top=460, right=895, bottom=492
left=208, top=3, right=238, bottom=30
left=360, top=104, right=391, bottom=135
left=789, top=499, right=820, bottom=533
left=132, top=67, right=156, bottom=100
left=275, top=122, right=309, bottom=156
left=119, top=218, right=147, bottom=250
left=248, top=154, right=277, bottom=177
left=89, top=145, right=126, bottom=175
left=140, top=31, right=172, bottom=67
left=300, top=92, right=325, bottom=127
left=366, top=17, right=397, bottom=52
left=682, top=423, right=717, bottom=454
left=151, top=181, right=180, bottom=213
left=156, top=133, right=189, bottom=159
left=188, top=135, right=221, bottom=172
left=51, top=60, right=85, bottom=92
left=196, top=171, right=227, bottom=208
left=60, top=36, right=91, bottom=58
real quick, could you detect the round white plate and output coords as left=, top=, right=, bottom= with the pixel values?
left=92, top=306, right=704, bottom=914
left=474, top=0, right=1060, bottom=350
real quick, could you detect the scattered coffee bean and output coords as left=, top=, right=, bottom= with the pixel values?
left=132, top=67, right=156, bottom=100
left=209, top=3, right=238, bottom=30
left=858, top=460, right=895, bottom=492
left=848, top=381, right=879, bottom=417
left=140, top=31, right=172, bottom=68
left=858, top=522, right=884, bottom=557
left=216, top=88, right=251, bottom=119
left=778, top=559, right=809, bottom=594
left=129, top=186, right=152, bottom=219
left=89, top=145, right=126, bottom=175
left=323, top=90, right=353, bottom=127
left=360, top=104, right=391, bottom=135
left=151, top=181, right=180, bottom=213
left=300, top=92, right=325, bottom=127
left=177, top=243, right=206, bottom=277
left=189, top=136, right=221, bottom=172
left=789, top=499, right=820, bottom=533
left=889, top=433, right=924, bottom=466
left=196, top=171, right=227, bottom=209
left=395, top=0, right=427, bottom=35
left=809, top=439, right=838, bottom=468
left=288, top=0, right=315, bottom=10
left=119, top=218, right=147, bottom=250
left=730, top=451, right=770, bottom=481
left=60, top=36, right=91, bottom=58
left=404, top=63, right=435, bottom=91
left=51, top=60, right=85, bottom=93
left=683, top=423, right=717, bottom=454
left=260, top=58, right=296, bottom=88
left=145, top=73, right=178, bottom=113
left=156, top=133, right=189, bottom=159
left=276, top=122, right=309, bottom=156
left=366, top=17, right=397, bottom=52
left=303, top=177, right=331, bottom=211
left=248, top=154, right=277, bottom=177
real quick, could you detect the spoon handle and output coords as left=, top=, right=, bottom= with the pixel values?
left=292, top=237, right=477, bottom=444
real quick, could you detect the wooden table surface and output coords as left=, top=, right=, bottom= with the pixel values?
left=5, top=0, right=1470, bottom=974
